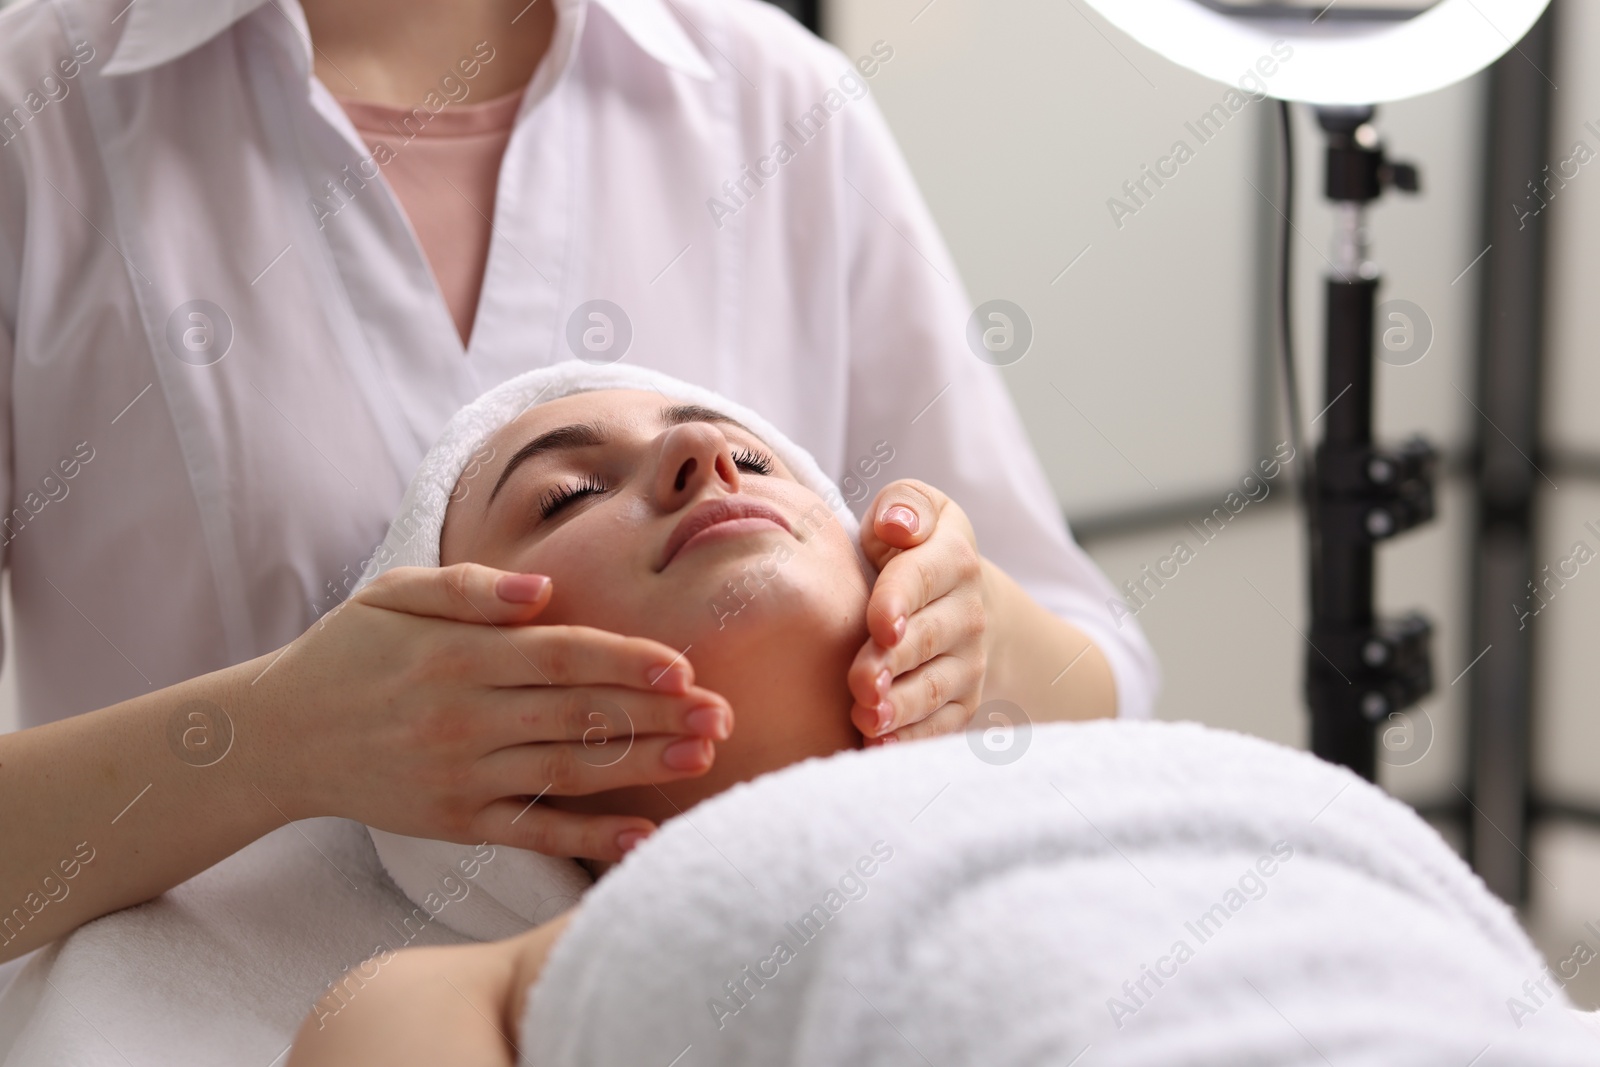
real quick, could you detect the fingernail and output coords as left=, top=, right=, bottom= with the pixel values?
left=875, top=668, right=892, bottom=698
left=880, top=734, right=900, bottom=745
left=875, top=699, right=893, bottom=735
left=881, top=505, right=918, bottom=535
left=497, top=573, right=550, bottom=603
left=684, top=705, right=729, bottom=740
left=616, top=829, right=651, bottom=854
left=647, top=662, right=688, bottom=689
left=663, top=737, right=711, bottom=771
left=892, top=615, right=907, bottom=641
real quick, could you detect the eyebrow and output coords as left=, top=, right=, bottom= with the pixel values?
left=486, top=403, right=758, bottom=505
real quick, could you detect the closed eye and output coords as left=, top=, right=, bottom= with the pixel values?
left=538, top=474, right=608, bottom=519
left=732, top=447, right=774, bottom=475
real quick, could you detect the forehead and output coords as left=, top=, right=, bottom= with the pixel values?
left=485, top=388, right=664, bottom=448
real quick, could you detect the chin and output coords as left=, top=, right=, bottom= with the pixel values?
left=687, top=558, right=867, bottom=654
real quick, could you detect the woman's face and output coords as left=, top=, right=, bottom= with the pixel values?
left=439, top=388, right=871, bottom=819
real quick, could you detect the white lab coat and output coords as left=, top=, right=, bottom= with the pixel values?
left=0, top=0, right=1158, bottom=729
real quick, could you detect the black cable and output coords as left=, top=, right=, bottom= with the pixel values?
left=1277, top=98, right=1308, bottom=502
left=1278, top=99, right=1323, bottom=634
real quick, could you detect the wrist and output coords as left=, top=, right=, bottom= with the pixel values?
left=210, top=644, right=320, bottom=824
left=977, top=556, right=1008, bottom=702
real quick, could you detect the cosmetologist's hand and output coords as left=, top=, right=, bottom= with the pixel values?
left=848, top=479, right=989, bottom=743
left=251, top=564, right=731, bottom=862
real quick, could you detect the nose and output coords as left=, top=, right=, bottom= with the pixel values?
left=652, top=422, right=741, bottom=510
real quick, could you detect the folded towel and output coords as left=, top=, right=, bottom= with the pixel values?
left=353, top=359, right=874, bottom=941
left=520, top=719, right=1600, bottom=1066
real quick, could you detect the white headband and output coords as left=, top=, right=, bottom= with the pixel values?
left=352, top=360, right=873, bottom=940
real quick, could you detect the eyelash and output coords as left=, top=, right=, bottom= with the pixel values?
left=536, top=447, right=776, bottom=519
left=538, top=473, right=608, bottom=519
left=731, top=447, right=774, bottom=476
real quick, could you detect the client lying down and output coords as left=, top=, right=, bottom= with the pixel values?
left=284, top=358, right=971, bottom=1063
left=0, top=360, right=1112, bottom=1067
left=287, top=364, right=1600, bottom=1067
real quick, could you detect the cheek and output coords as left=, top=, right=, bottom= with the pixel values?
left=520, top=534, right=638, bottom=630
left=806, top=522, right=873, bottom=601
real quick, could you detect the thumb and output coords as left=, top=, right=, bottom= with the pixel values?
left=860, top=480, right=939, bottom=568
left=355, top=562, right=554, bottom=625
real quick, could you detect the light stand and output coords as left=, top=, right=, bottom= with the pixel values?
left=1304, top=106, right=1435, bottom=780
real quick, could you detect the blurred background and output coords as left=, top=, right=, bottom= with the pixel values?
left=2, top=0, right=1597, bottom=1007
left=783, top=0, right=1600, bottom=1004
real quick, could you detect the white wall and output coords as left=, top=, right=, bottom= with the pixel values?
left=831, top=0, right=1265, bottom=519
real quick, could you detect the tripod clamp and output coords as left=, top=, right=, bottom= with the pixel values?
left=1310, top=433, right=1438, bottom=731
left=1322, top=105, right=1420, bottom=203
left=1319, top=436, right=1437, bottom=544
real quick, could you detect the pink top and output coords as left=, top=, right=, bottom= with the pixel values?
left=336, top=87, right=525, bottom=349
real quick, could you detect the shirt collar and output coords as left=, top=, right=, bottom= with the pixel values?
left=101, top=0, right=714, bottom=81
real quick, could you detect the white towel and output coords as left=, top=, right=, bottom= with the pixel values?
left=2, top=727, right=1596, bottom=1064
left=520, top=719, right=1600, bottom=1066
left=353, top=359, right=874, bottom=941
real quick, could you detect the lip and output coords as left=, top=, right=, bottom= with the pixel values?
left=658, top=496, right=793, bottom=571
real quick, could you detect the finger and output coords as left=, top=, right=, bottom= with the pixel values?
left=851, top=652, right=980, bottom=738
left=847, top=595, right=976, bottom=709
left=481, top=684, right=733, bottom=748
left=882, top=701, right=974, bottom=744
left=358, top=562, right=558, bottom=626
left=474, top=733, right=719, bottom=801
left=864, top=533, right=978, bottom=648
left=475, top=624, right=698, bottom=694
left=859, top=480, right=943, bottom=568
left=470, top=796, right=657, bottom=863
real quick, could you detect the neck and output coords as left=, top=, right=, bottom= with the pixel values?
left=685, top=620, right=865, bottom=809
left=558, top=615, right=864, bottom=880
left=300, top=0, right=557, bottom=106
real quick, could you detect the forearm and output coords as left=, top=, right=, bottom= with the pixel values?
left=979, top=558, right=1117, bottom=722
left=0, top=647, right=295, bottom=961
